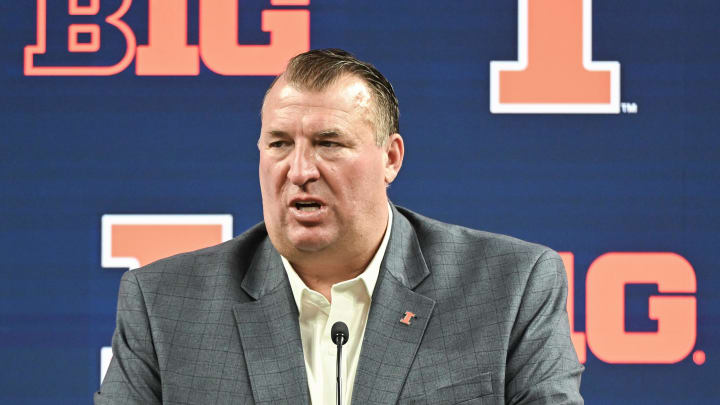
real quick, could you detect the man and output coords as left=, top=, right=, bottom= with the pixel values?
left=96, top=49, right=583, bottom=404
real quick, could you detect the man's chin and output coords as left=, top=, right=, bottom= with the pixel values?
left=290, top=238, right=331, bottom=253
left=281, top=228, right=332, bottom=252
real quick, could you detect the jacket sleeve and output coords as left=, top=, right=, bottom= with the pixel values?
left=94, top=270, right=162, bottom=405
left=505, top=249, right=584, bottom=405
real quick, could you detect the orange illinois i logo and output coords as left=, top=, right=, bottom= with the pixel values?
left=490, top=0, right=620, bottom=113
left=101, top=214, right=233, bottom=269
left=400, top=311, right=417, bottom=326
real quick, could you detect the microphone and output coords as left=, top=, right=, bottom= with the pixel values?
left=331, top=321, right=349, bottom=405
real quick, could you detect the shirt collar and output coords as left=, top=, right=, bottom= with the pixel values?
left=282, top=203, right=393, bottom=311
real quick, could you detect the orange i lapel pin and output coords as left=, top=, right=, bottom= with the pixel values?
left=400, top=311, right=417, bottom=325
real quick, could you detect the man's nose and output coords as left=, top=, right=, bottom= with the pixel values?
left=287, top=143, right=319, bottom=186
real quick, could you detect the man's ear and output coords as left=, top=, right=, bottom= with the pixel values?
left=384, top=133, right=404, bottom=184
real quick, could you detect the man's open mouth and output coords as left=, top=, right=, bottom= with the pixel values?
left=295, top=201, right=322, bottom=212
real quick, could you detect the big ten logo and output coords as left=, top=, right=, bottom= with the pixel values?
left=490, top=0, right=620, bottom=113
left=24, top=0, right=311, bottom=76
left=561, top=252, right=702, bottom=365
left=99, top=214, right=233, bottom=382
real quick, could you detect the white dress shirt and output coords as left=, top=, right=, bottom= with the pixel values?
left=281, top=205, right=392, bottom=405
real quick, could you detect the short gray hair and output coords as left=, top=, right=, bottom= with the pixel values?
left=265, top=48, right=399, bottom=146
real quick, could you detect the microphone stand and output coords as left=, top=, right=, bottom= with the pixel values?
left=336, top=339, right=342, bottom=405
left=331, top=321, right=349, bottom=405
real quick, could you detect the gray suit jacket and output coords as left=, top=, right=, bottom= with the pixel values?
left=95, top=205, right=583, bottom=404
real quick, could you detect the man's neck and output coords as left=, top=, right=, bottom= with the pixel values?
left=290, top=240, right=380, bottom=302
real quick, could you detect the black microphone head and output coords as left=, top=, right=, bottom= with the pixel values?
left=331, top=321, right=349, bottom=345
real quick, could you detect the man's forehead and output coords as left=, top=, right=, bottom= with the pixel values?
left=264, top=74, right=373, bottom=111
left=260, top=74, right=381, bottom=143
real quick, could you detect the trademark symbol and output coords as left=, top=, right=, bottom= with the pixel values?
left=621, top=102, right=638, bottom=114
left=693, top=350, right=706, bottom=365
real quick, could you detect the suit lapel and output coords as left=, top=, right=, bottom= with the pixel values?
left=233, top=238, right=309, bottom=404
left=352, top=205, right=436, bottom=404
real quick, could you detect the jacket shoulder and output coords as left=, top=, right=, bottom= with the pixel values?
left=394, top=205, right=565, bottom=297
left=123, top=222, right=269, bottom=293
left=395, top=205, right=554, bottom=263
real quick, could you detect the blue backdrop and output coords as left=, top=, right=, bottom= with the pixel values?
left=1, top=0, right=718, bottom=403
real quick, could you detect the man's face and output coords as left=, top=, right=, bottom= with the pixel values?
left=258, top=74, right=401, bottom=262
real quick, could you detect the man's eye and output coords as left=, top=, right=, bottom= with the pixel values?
left=269, top=141, right=289, bottom=148
left=318, top=141, right=340, bottom=148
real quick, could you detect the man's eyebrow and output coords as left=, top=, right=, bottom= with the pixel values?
left=265, top=130, right=289, bottom=138
left=315, top=130, right=343, bottom=138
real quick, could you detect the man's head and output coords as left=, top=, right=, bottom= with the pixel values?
left=258, top=49, right=404, bottom=270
